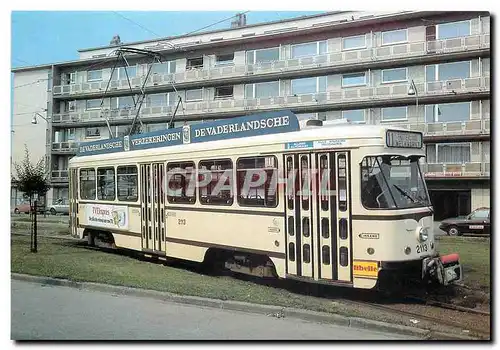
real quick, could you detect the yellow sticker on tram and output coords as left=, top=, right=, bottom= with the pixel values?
left=352, top=260, right=379, bottom=278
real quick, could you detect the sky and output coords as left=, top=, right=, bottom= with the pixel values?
left=11, top=11, right=325, bottom=69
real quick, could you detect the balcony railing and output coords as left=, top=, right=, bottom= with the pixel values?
left=419, top=119, right=490, bottom=137
left=422, top=162, right=490, bottom=178
left=51, top=170, right=69, bottom=182
left=51, top=77, right=489, bottom=125
left=52, top=33, right=490, bottom=96
left=52, top=141, right=79, bottom=152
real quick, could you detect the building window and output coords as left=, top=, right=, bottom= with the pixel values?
left=186, top=57, right=203, bottom=70
left=79, top=168, right=96, bottom=200
left=436, top=143, right=471, bottom=164
left=342, top=109, right=365, bottom=123
left=66, top=128, right=76, bottom=140
left=291, top=40, right=327, bottom=58
left=381, top=106, right=407, bottom=121
left=118, top=96, right=135, bottom=109
left=85, top=128, right=100, bottom=138
left=246, top=47, right=280, bottom=64
left=97, top=167, right=115, bottom=201
left=115, top=125, right=131, bottom=138
left=236, top=156, right=278, bottom=207
left=112, top=66, right=137, bottom=81
left=147, top=93, right=166, bottom=107
left=483, top=142, right=490, bottom=162
left=381, top=68, right=407, bottom=83
left=186, top=89, right=203, bottom=102
left=166, top=162, right=196, bottom=204
left=117, top=166, right=138, bottom=202
left=437, top=20, right=471, bottom=40
left=342, top=35, right=366, bottom=50
left=167, top=91, right=182, bottom=106
left=425, top=102, right=471, bottom=123
left=245, top=81, right=280, bottom=99
left=426, top=61, right=471, bottom=82
left=53, top=188, right=69, bottom=204
left=198, top=159, right=233, bottom=205
left=86, top=99, right=101, bottom=110
left=341, top=72, right=366, bottom=87
left=291, top=76, right=327, bottom=95
left=151, top=61, right=176, bottom=75
left=215, top=86, right=234, bottom=99
left=67, top=101, right=76, bottom=112
left=87, top=70, right=102, bottom=81
left=147, top=123, right=168, bottom=132
left=215, top=53, right=234, bottom=66
left=381, top=29, right=408, bottom=45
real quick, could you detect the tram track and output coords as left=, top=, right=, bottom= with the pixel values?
left=341, top=297, right=490, bottom=339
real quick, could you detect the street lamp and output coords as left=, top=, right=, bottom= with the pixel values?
left=31, top=112, right=48, bottom=124
left=407, top=79, right=419, bottom=124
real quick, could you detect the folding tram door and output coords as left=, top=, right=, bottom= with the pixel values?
left=139, top=163, right=166, bottom=254
left=284, top=151, right=353, bottom=284
left=69, top=168, right=79, bottom=237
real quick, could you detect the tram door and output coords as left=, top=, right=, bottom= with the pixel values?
left=140, top=163, right=166, bottom=253
left=284, top=152, right=352, bottom=283
left=69, top=168, right=79, bottom=237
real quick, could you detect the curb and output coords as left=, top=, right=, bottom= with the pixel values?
left=12, top=273, right=432, bottom=339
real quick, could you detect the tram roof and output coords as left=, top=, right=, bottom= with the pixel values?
left=71, top=110, right=409, bottom=164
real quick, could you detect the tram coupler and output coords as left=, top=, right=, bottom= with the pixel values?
left=422, top=253, right=463, bottom=286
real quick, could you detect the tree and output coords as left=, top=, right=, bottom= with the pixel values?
left=13, top=145, right=51, bottom=253
left=14, top=145, right=51, bottom=206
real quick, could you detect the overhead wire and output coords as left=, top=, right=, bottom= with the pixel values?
left=112, top=11, right=162, bottom=39
left=12, top=11, right=252, bottom=91
left=13, top=11, right=254, bottom=132
left=183, top=11, right=251, bottom=36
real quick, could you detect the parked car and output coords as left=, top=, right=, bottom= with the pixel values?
left=47, top=199, right=70, bottom=215
left=439, top=207, right=491, bottom=236
left=13, top=202, right=46, bottom=214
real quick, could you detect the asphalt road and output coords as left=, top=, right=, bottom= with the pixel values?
left=11, top=280, right=415, bottom=340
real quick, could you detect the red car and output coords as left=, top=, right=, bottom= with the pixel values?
left=13, top=203, right=46, bottom=214
left=439, top=207, right=491, bottom=236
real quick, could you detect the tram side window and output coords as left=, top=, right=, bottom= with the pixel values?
left=199, top=159, right=233, bottom=205
left=80, top=168, right=96, bottom=200
left=97, top=167, right=115, bottom=201
left=167, top=162, right=196, bottom=204
left=117, top=166, right=138, bottom=202
left=236, top=156, right=278, bottom=207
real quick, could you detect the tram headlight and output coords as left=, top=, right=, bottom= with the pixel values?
left=418, top=227, right=429, bottom=242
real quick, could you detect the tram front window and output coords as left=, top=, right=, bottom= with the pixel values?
left=361, top=155, right=431, bottom=209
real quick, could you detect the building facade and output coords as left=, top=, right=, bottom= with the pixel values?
left=11, top=11, right=490, bottom=220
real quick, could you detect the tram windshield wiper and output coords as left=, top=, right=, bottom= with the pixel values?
left=392, top=184, right=416, bottom=203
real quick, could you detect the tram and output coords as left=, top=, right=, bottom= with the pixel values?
left=68, top=110, right=462, bottom=290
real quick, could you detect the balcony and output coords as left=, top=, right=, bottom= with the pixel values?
left=51, top=76, right=489, bottom=125
left=422, top=162, right=490, bottom=178
left=52, top=141, right=79, bottom=153
left=392, top=119, right=490, bottom=139
left=52, top=33, right=490, bottom=97
left=51, top=170, right=69, bottom=182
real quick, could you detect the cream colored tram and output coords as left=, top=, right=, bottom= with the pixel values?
left=69, top=110, right=462, bottom=291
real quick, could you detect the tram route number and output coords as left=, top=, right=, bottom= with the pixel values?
left=416, top=243, right=428, bottom=254
left=178, top=219, right=186, bottom=226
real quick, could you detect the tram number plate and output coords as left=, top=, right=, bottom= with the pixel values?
left=416, top=243, right=428, bottom=254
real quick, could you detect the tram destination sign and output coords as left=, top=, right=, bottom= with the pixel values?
left=386, top=130, right=423, bottom=149
left=77, top=110, right=300, bottom=156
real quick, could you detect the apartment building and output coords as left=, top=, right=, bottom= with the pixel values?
left=11, top=11, right=490, bottom=220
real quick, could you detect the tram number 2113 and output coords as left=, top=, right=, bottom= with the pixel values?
left=416, top=243, right=428, bottom=254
